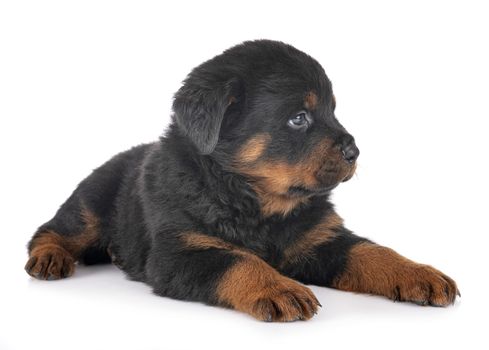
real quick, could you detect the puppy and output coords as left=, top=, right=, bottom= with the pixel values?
left=25, top=40, right=459, bottom=321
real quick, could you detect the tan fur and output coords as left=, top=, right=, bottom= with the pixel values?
left=255, top=189, right=310, bottom=217
left=281, top=212, right=343, bottom=267
left=180, top=231, right=240, bottom=252
left=181, top=231, right=320, bottom=321
left=236, top=138, right=353, bottom=216
left=346, top=162, right=357, bottom=180
left=25, top=208, right=100, bottom=279
left=216, top=253, right=320, bottom=321
left=304, top=91, right=318, bottom=110
left=237, top=133, right=271, bottom=163
left=333, top=242, right=459, bottom=306
left=30, top=209, right=99, bottom=258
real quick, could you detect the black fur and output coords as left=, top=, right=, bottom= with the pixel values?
left=25, top=40, right=458, bottom=320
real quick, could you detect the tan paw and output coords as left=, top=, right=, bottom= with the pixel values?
left=392, top=264, right=460, bottom=307
left=25, top=245, right=75, bottom=280
left=250, top=281, right=321, bottom=321
left=216, top=255, right=321, bottom=321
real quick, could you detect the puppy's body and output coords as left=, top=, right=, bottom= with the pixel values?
left=26, top=40, right=459, bottom=321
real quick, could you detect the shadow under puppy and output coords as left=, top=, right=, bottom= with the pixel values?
left=25, top=40, right=459, bottom=321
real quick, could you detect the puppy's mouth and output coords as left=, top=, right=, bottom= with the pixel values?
left=341, top=162, right=357, bottom=182
left=341, top=172, right=354, bottom=183
left=288, top=162, right=356, bottom=197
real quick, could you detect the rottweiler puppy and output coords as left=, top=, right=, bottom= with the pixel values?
left=25, top=40, right=459, bottom=321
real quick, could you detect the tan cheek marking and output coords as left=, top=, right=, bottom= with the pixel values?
left=280, top=212, right=344, bottom=267
left=237, top=133, right=271, bottom=163
left=242, top=160, right=320, bottom=195
left=238, top=161, right=315, bottom=217
left=235, top=139, right=336, bottom=217
left=236, top=136, right=350, bottom=217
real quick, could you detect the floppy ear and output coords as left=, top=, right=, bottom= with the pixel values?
left=172, top=75, right=238, bottom=155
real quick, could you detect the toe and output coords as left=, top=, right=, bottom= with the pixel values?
left=25, top=249, right=75, bottom=280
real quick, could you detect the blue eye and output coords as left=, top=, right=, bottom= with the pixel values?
left=288, top=112, right=309, bottom=129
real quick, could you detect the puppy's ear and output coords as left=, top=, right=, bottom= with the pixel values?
left=173, top=74, right=239, bottom=155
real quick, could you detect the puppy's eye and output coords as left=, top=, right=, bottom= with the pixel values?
left=288, top=112, right=309, bottom=129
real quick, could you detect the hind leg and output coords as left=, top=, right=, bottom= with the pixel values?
left=25, top=200, right=102, bottom=280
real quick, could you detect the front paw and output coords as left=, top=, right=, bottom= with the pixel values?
left=392, top=264, right=460, bottom=307
left=250, top=280, right=321, bottom=322
left=217, top=257, right=321, bottom=322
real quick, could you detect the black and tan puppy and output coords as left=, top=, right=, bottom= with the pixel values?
left=25, top=40, right=459, bottom=321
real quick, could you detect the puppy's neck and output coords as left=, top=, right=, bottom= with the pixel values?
left=254, top=187, right=310, bottom=218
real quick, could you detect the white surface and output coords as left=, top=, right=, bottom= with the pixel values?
left=1, top=1, right=488, bottom=349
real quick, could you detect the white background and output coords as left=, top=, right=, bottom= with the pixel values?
left=1, top=1, right=488, bottom=349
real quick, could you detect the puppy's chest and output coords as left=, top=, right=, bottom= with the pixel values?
left=216, top=217, right=306, bottom=266
left=208, top=196, right=330, bottom=266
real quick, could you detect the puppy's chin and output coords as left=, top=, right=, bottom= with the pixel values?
left=341, top=162, right=357, bottom=183
left=342, top=173, right=354, bottom=183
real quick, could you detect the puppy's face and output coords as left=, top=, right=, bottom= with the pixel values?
left=173, top=40, right=359, bottom=216
left=231, top=87, right=358, bottom=199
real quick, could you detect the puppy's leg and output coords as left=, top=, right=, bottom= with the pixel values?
left=25, top=145, right=150, bottom=279
left=25, top=196, right=102, bottom=280
left=280, top=211, right=459, bottom=307
left=332, top=242, right=460, bottom=306
left=147, top=232, right=321, bottom=322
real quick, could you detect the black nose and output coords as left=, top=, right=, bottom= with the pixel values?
left=341, top=139, right=359, bottom=163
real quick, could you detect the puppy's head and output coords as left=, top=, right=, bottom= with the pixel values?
left=173, top=40, right=359, bottom=216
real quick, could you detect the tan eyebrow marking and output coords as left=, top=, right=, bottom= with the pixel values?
left=304, top=91, right=318, bottom=110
